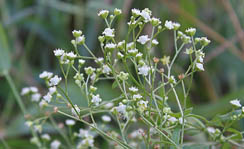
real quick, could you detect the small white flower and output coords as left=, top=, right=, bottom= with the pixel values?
left=104, top=102, right=114, bottom=109
left=136, top=52, right=143, bottom=58
left=131, top=8, right=141, bottom=16
left=152, top=39, right=159, bottom=45
left=196, top=63, right=204, bottom=71
left=43, top=93, right=52, bottom=103
left=127, top=42, right=134, bottom=49
left=116, top=102, right=126, bottom=114
left=102, top=65, right=111, bottom=75
left=48, top=86, right=57, bottom=95
left=103, top=28, right=115, bottom=38
left=230, top=99, right=242, bottom=107
left=31, top=93, right=41, bottom=102
left=91, top=94, right=102, bottom=106
left=71, top=104, right=81, bottom=117
left=128, top=48, right=138, bottom=55
left=41, top=134, right=51, bottom=141
left=72, top=30, right=82, bottom=37
left=39, top=100, right=48, bottom=108
left=39, top=71, right=53, bottom=80
left=138, top=65, right=150, bottom=76
left=65, top=119, right=76, bottom=126
left=79, top=136, right=94, bottom=147
left=66, top=51, right=77, bottom=59
left=96, top=57, right=104, bottom=63
left=21, top=87, right=30, bottom=95
left=117, top=52, right=124, bottom=58
left=79, top=59, right=85, bottom=65
left=137, top=100, right=148, bottom=112
left=133, top=94, right=142, bottom=100
left=105, top=43, right=116, bottom=50
left=25, top=121, right=33, bottom=127
left=29, top=87, right=38, bottom=93
left=140, top=9, right=151, bottom=22
left=165, top=20, right=180, bottom=30
left=129, top=86, right=138, bottom=92
left=98, top=10, right=109, bottom=18
left=51, top=140, right=61, bottom=149
left=185, top=28, right=196, bottom=36
left=76, top=35, right=85, bottom=44
left=90, top=73, right=96, bottom=81
left=78, top=129, right=90, bottom=138
left=53, top=49, right=64, bottom=57
left=165, top=20, right=174, bottom=30
left=49, top=75, right=62, bottom=86
left=102, top=115, right=111, bottom=122
left=137, top=35, right=150, bottom=44
left=168, top=117, right=178, bottom=123
left=207, top=127, right=216, bottom=134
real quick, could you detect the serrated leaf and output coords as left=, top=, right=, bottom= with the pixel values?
left=0, top=23, right=11, bottom=76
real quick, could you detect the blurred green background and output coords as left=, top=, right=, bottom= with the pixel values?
left=1, top=0, right=244, bottom=148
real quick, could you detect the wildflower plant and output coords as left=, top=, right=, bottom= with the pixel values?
left=20, top=8, right=244, bottom=148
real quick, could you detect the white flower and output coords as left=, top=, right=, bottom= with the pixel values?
left=53, top=49, right=64, bottom=57
left=21, top=87, right=30, bottom=95
left=117, top=52, right=124, bottom=58
left=98, top=10, right=109, bottom=18
left=76, top=35, right=85, bottom=44
left=133, top=94, right=142, bottom=100
left=128, top=48, right=138, bottom=55
left=116, top=102, right=126, bottom=114
left=129, top=87, right=138, bottom=92
left=138, top=65, right=150, bottom=76
left=78, top=129, right=90, bottom=138
left=49, top=75, right=62, bottom=86
left=137, top=100, right=148, bottom=112
left=102, top=65, right=111, bottom=75
left=104, top=102, right=114, bottom=109
left=185, top=28, right=196, bottom=36
left=96, top=57, right=104, bottom=63
left=79, top=136, right=94, bottom=147
left=230, top=99, right=242, bottom=107
left=29, top=87, right=38, bottom=93
left=102, top=115, right=111, bottom=122
left=91, top=94, right=102, bottom=106
left=25, top=121, right=33, bottom=127
left=105, top=43, right=116, bottom=50
left=152, top=39, right=159, bottom=45
left=196, top=63, right=204, bottom=71
left=103, top=28, right=115, bottom=38
left=131, top=8, right=141, bottom=16
left=31, top=93, right=41, bottom=102
left=137, top=35, right=150, bottom=44
left=65, top=119, right=76, bottom=126
left=66, top=51, right=77, bottom=59
left=127, top=42, right=134, bottom=49
left=140, top=9, right=151, bottom=22
left=50, top=140, right=61, bottom=149
left=43, top=93, right=52, bottom=103
left=168, top=117, right=178, bottom=123
left=48, top=87, right=56, bottom=95
left=90, top=73, right=96, bottom=81
left=39, top=100, right=48, bottom=108
left=71, top=104, right=81, bottom=117
left=79, top=59, right=85, bottom=65
left=41, top=134, right=51, bottom=141
left=72, top=30, right=82, bottom=37
left=207, top=127, right=216, bottom=134
left=165, top=20, right=180, bottom=30
left=136, top=52, right=143, bottom=58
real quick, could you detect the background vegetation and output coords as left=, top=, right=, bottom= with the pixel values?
left=1, top=0, right=244, bottom=148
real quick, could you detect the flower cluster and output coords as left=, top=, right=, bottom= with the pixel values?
left=20, top=8, right=244, bottom=149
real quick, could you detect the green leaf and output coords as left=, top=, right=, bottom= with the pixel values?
left=170, top=127, right=181, bottom=149
left=183, top=144, right=210, bottom=149
left=0, top=23, right=11, bottom=76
